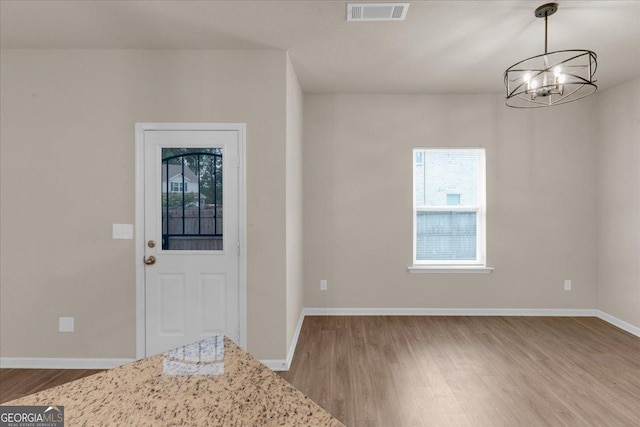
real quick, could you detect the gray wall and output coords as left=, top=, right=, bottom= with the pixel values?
left=303, top=93, right=599, bottom=311
left=596, top=77, right=640, bottom=328
left=0, top=49, right=290, bottom=360
left=285, top=54, right=304, bottom=353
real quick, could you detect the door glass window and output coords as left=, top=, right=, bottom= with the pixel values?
left=161, top=148, right=223, bottom=251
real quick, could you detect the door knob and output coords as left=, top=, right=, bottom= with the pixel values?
left=144, top=256, right=156, bottom=265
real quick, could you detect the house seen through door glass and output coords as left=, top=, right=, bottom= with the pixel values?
left=161, top=148, right=223, bottom=251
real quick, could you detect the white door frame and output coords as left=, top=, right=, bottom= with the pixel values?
left=134, top=122, right=247, bottom=359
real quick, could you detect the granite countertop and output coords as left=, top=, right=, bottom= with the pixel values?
left=5, top=336, right=344, bottom=426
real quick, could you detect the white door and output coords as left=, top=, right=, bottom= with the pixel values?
left=143, top=129, right=240, bottom=356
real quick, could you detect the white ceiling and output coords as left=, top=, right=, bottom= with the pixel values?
left=1, top=1, right=639, bottom=93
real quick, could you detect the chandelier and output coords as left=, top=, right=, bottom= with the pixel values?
left=504, top=3, right=597, bottom=108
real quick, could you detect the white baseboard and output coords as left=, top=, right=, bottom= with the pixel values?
left=260, top=309, right=306, bottom=372
left=596, top=310, right=640, bottom=338
left=302, top=307, right=597, bottom=317
left=301, top=307, right=639, bottom=338
left=4, top=310, right=635, bottom=372
left=260, top=359, right=288, bottom=371
left=0, top=357, right=134, bottom=370
left=286, top=310, right=305, bottom=369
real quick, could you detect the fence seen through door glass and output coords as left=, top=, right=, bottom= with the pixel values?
left=161, top=148, right=223, bottom=250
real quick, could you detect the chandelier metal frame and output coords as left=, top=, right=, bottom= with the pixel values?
left=504, top=3, right=597, bottom=108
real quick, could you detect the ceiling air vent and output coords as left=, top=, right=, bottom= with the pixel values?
left=347, top=3, right=410, bottom=21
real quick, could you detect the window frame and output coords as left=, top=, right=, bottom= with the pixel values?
left=170, top=181, right=186, bottom=192
left=415, top=151, right=424, bottom=166
left=412, top=147, right=487, bottom=267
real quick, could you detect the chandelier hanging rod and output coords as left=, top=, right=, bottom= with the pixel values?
left=534, top=3, right=558, bottom=53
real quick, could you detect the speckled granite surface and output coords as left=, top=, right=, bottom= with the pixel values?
left=5, top=336, right=344, bottom=426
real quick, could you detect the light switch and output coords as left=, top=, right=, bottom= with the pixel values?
left=113, top=224, right=133, bottom=239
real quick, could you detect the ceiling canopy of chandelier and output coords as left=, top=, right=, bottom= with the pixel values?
left=504, top=3, right=597, bottom=108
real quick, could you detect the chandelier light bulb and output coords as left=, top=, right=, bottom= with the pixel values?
left=558, top=74, right=566, bottom=84
left=554, top=66, right=562, bottom=77
left=530, top=80, right=538, bottom=90
left=524, top=73, right=531, bottom=82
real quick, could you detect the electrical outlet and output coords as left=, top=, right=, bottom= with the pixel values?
left=59, top=317, right=74, bottom=332
left=564, top=280, right=572, bottom=291
left=320, top=280, right=328, bottom=291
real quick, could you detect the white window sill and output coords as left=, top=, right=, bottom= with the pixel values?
left=408, top=266, right=494, bottom=274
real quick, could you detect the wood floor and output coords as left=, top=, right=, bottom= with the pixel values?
left=1, top=317, right=638, bottom=426
left=0, top=368, right=103, bottom=404
left=279, top=316, right=640, bottom=427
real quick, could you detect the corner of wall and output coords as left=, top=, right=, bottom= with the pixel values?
left=594, top=77, right=640, bottom=329
left=285, top=53, right=305, bottom=355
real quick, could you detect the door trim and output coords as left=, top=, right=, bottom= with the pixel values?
left=134, top=122, right=247, bottom=359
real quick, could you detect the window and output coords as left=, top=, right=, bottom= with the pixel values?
left=170, top=182, right=187, bottom=192
left=413, top=148, right=486, bottom=266
left=446, top=193, right=461, bottom=206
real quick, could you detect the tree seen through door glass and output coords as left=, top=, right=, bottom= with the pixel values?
left=161, top=147, right=223, bottom=250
